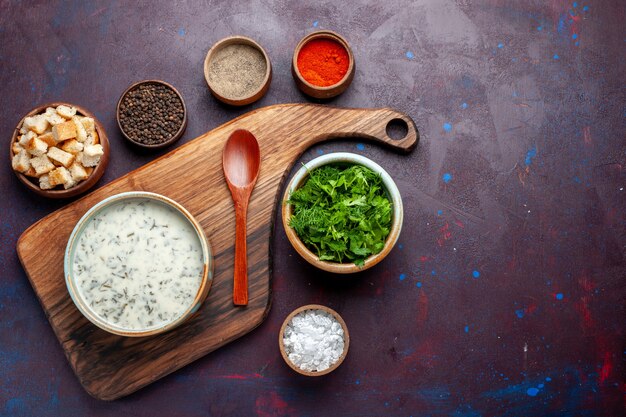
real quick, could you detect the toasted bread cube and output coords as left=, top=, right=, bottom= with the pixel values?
left=23, top=114, right=49, bottom=134
left=76, top=151, right=100, bottom=168
left=38, top=132, right=56, bottom=147
left=56, top=105, right=76, bottom=119
left=69, top=162, right=89, bottom=182
left=48, top=166, right=75, bottom=188
left=85, top=130, right=99, bottom=145
left=52, top=121, right=76, bottom=143
left=84, top=144, right=103, bottom=157
left=26, top=137, right=49, bottom=156
left=30, top=155, right=55, bottom=176
left=12, top=141, right=23, bottom=155
left=60, top=139, right=84, bottom=155
left=72, top=116, right=87, bottom=142
left=80, top=117, right=95, bottom=134
left=24, top=167, right=38, bottom=177
left=45, top=111, right=66, bottom=126
left=11, top=149, right=31, bottom=173
left=18, top=131, right=36, bottom=146
left=47, top=147, right=75, bottom=167
left=39, top=174, right=53, bottom=190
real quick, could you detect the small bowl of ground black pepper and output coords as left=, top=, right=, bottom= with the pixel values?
left=292, top=30, right=355, bottom=99
left=204, top=36, right=272, bottom=106
left=117, top=80, right=187, bottom=150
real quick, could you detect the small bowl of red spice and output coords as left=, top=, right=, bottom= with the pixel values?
left=292, top=30, right=355, bottom=99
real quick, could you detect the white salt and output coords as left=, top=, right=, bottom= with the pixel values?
left=282, top=309, right=345, bottom=372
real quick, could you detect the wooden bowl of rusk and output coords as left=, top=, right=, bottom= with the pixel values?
left=10, top=103, right=109, bottom=199
left=291, top=30, right=355, bottom=99
left=282, top=152, right=403, bottom=274
left=279, top=304, right=350, bottom=376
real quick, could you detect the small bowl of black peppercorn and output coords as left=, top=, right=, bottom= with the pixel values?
left=116, top=80, right=187, bottom=150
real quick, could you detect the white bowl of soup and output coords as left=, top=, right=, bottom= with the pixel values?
left=64, top=191, right=212, bottom=337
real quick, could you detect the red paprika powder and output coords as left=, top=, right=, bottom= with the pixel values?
left=297, top=38, right=350, bottom=87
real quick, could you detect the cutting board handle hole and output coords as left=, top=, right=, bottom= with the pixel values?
left=386, top=118, right=408, bottom=140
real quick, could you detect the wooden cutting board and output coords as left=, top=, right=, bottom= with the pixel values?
left=16, top=104, right=419, bottom=400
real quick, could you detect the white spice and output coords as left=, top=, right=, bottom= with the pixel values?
left=282, top=309, right=345, bottom=372
left=72, top=198, right=204, bottom=331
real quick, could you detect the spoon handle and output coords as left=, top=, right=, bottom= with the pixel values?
left=233, top=199, right=249, bottom=305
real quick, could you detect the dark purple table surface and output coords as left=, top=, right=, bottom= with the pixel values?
left=1, top=1, right=624, bottom=416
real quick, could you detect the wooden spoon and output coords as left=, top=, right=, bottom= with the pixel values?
left=222, top=129, right=261, bottom=306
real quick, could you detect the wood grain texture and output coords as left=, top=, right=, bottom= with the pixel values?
left=16, top=104, right=418, bottom=400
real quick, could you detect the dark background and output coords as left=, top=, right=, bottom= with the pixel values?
left=1, top=1, right=624, bottom=416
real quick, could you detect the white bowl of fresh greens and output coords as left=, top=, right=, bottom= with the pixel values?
left=282, top=152, right=403, bottom=274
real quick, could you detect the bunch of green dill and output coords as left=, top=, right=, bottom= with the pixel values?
left=287, top=164, right=393, bottom=266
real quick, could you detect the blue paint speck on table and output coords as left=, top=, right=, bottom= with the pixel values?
left=431, top=270, right=436, bottom=275
left=525, top=147, right=537, bottom=165
left=472, top=270, right=480, bottom=278
left=406, top=51, right=414, bottom=59
left=546, top=377, right=552, bottom=381
left=572, top=2, right=578, bottom=7
left=399, top=273, right=406, bottom=281
left=537, top=26, right=543, bottom=31
left=575, top=41, right=580, bottom=46
left=583, top=5, right=589, bottom=11
left=572, top=33, right=578, bottom=39
left=398, top=243, right=403, bottom=249
left=437, top=209, right=443, bottom=216
left=515, top=309, right=525, bottom=318
left=443, top=173, right=452, bottom=183
left=464, top=325, right=469, bottom=333
left=527, top=387, right=539, bottom=396
left=538, top=383, right=544, bottom=388
left=312, top=20, right=319, bottom=27
left=553, top=54, right=560, bottom=60
left=556, top=293, right=564, bottom=300
left=498, top=43, right=504, bottom=48
left=443, top=122, right=452, bottom=132
left=416, top=282, right=422, bottom=288
left=355, top=379, right=360, bottom=385
left=316, top=149, right=324, bottom=155
left=178, top=27, right=185, bottom=36
left=356, top=143, right=365, bottom=151
left=461, top=102, right=468, bottom=109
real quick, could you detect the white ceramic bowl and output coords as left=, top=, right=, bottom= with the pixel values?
left=282, top=152, right=403, bottom=273
left=64, top=191, right=213, bottom=337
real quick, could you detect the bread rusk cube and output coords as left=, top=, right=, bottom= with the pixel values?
left=56, top=105, right=76, bottom=119
left=72, top=116, right=88, bottom=142
left=85, top=130, right=99, bottom=145
left=45, top=111, right=66, bottom=126
left=49, top=166, right=75, bottom=189
left=18, top=131, right=36, bottom=146
left=11, top=149, right=31, bottom=173
left=52, top=121, right=76, bottom=143
left=69, top=162, right=89, bottom=182
left=84, top=144, right=103, bottom=157
left=12, top=141, right=23, bottom=155
left=47, top=147, right=75, bottom=168
left=30, top=155, right=55, bottom=176
left=39, top=174, right=53, bottom=190
left=80, top=117, right=95, bottom=134
left=60, top=139, right=84, bottom=155
left=26, top=137, right=49, bottom=156
left=24, top=167, right=38, bottom=178
left=38, top=132, right=56, bottom=147
left=23, top=114, right=49, bottom=134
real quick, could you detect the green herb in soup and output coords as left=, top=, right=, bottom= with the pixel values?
left=287, top=164, right=392, bottom=266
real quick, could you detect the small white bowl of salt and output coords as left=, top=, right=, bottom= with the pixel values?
left=279, top=304, right=350, bottom=376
